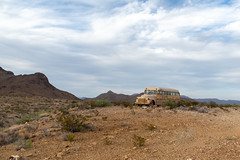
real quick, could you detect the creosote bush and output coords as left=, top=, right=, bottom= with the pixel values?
left=132, top=134, right=146, bottom=147
left=57, top=114, right=87, bottom=132
left=165, top=100, right=178, bottom=109
left=95, top=100, right=111, bottom=107
left=209, top=101, right=218, bottom=108
left=86, top=99, right=111, bottom=108
left=14, top=139, right=32, bottom=150
left=15, top=114, right=36, bottom=124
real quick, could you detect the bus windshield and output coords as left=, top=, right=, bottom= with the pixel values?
left=144, top=90, right=156, bottom=94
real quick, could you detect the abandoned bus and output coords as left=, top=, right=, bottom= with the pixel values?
left=135, top=86, right=180, bottom=106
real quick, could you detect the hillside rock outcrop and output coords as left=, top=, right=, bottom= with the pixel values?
left=0, top=67, right=78, bottom=100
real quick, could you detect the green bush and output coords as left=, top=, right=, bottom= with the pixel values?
left=89, top=100, right=111, bottom=108
left=57, top=114, right=87, bottom=132
left=165, top=100, right=178, bottom=109
left=132, top=134, right=146, bottom=147
left=15, top=114, right=36, bottom=124
left=58, top=107, right=69, bottom=115
left=209, top=101, right=218, bottom=108
left=14, top=139, right=32, bottom=150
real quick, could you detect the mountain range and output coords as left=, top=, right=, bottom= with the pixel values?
left=87, top=90, right=240, bottom=105
left=0, top=67, right=78, bottom=100
left=85, top=90, right=143, bottom=102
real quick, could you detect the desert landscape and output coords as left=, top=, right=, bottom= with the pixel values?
left=1, top=0, right=240, bottom=159
left=1, top=67, right=240, bottom=160
left=1, top=95, right=240, bottom=160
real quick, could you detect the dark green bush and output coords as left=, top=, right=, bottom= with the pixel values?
left=58, top=107, right=69, bottom=115
left=14, top=139, right=32, bottom=150
left=89, top=100, right=111, bottom=108
left=57, top=114, right=87, bottom=132
left=132, top=134, right=146, bottom=147
left=165, top=100, right=178, bottom=109
left=209, top=101, right=218, bottom=108
left=15, top=114, right=36, bottom=124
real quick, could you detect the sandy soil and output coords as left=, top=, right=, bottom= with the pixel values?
left=1, top=105, right=240, bottom=160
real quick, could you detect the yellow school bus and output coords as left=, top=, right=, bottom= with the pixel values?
left=135, top=86, right=180, bottom=106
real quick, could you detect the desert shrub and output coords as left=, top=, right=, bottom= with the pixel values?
left=87, top=100, right=111, bottom=108
left=57, top=114, right=87, bottom=132
left=191, top=101, right=199, bottom=106
left=219, top=106, right=230, bottom=112
left=147, top=124, right=157, bottom=131
left=71, top=100, right=79, bottom=108
left=42, top=127, right=50, bottom=137
left=180, top=100, right=192, bottom=107
left=62, top=132, right=75, bottom=142
left=15, top=114, right=36, bottom=124
left=104, top=138, right=112, bottom=145
left=112, top=102, right=121, bottom=106
left=95, top=100, right=111, bottom=107
left=165, top=100, right=178, bottom=109
left=199, top=102, right=208, bottom=107
left=58, top=107, right=69, bottom=115
left=0, top=125, right=22, bottom=145
left=209, top=101, right=218, bottom=108
left=121, top=102, right=133, bottom=108
left=102, top=116, right=108, bottom=121
left=14, top=139, right=32, bottom=150
left=232, top=104, right=240, bottom=108
left=132, top=134, right=146, bottom=147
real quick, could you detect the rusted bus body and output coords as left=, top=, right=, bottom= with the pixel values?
left=135, top=86, right=180, bottom=106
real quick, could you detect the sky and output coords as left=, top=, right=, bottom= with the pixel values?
left=0, top=0, right=240, bottom=100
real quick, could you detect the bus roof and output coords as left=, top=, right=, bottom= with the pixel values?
left=145, top=86, right=179, bottom=92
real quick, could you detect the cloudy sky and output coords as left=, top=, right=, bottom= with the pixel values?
left=0, top=0, right=240, bottom=100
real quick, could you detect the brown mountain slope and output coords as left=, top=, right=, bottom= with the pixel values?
left=0, top=67, right=78, bottom=100
left=89, top=90, right=143, bottom=102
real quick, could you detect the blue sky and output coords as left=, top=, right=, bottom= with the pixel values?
left=0, top=0, right=240, bottom=99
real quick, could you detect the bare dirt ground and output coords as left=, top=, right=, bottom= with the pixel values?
left=1, top=97, right=240, bottom=159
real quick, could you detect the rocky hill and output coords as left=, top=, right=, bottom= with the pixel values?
left=0, top=67, right=78, bottom=100
left=88, top=90, right=143, bottom=102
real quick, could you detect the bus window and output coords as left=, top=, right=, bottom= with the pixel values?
left=158, top=91, right=163, bottom=95
left=144, top=90, right=150, bottom=94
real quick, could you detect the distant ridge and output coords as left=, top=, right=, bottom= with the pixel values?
left=195, top=98, right=240, bottom=105
left=86, top=90, right=240, bottom=105
left=0, top=67, right=79, bottom=100
left=87, top=90, right=143, bottom=102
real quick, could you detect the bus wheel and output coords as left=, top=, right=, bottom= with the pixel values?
left=149, top=101, right=154, bottom=107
